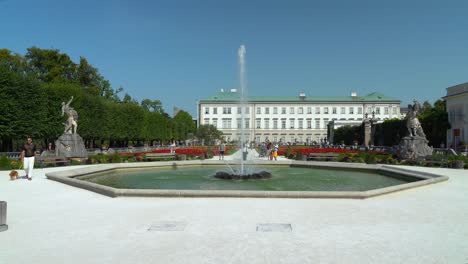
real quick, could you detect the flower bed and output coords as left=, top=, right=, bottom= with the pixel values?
left=277, top=147, right=360, bottom=156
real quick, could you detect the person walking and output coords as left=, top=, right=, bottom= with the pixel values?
left=21, top=137, right=36, bottom=180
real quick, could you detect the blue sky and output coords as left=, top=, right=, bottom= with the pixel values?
left=1, top=0, right=467, bottom=116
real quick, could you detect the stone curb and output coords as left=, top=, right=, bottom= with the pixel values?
left=45, top=161, right=449, bottom=199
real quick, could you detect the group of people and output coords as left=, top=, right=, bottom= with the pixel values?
left=259, top=141, right=279, bottom=161
left=217, top=140, right=279, bottom=161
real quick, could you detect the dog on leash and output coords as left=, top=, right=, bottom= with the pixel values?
left=9, top=170, right=19, bottom=181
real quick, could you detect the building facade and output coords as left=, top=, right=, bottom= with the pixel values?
left=198, top=90, right=401, bottom=144
left=444, top=82, right=468, bottom=148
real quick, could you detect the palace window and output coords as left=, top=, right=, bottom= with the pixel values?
left=222, top=118, right=232, bottom=128
left=223, top=107, right=231, bottom=114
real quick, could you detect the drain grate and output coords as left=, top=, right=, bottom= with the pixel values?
left=256, top=223, right=292, bottom=232
left=148, top=221, right=187, bottom=231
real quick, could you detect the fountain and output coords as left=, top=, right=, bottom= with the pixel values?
left=44, top=50, right=449, bottom=198
left=214, top=45, right=271, bottom=180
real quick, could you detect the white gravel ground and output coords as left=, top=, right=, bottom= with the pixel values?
left=0, top=162, right=467, bottom=264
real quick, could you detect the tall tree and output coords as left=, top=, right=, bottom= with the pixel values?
left=196, top=124, right=223, bottom=146
left=141, top=99, right=165, bottom=114
left=333, top=125, right=361, bottom=145
left=0, top=65, right=47, bottom=151
left=420, top=100, right=450, bottom=147
left=0, top=49, right=27, bottom=73
left=25, top=47, right=77, bottom=82
left=172, top=110, right=195, bottom=141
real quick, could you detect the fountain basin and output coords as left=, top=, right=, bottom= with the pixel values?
left=45, top=160, right=448, bottom=199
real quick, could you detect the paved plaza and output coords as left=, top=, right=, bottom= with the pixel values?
left=1, top=161, right=467, bottom=264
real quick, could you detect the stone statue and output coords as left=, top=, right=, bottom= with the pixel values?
left=398, top=99, right=432, bottom=160
left=61, top=96, right=78, bottom=134
left=55, top=96, right=87, bottom=158
left=405, top=99, right=426, bottom=138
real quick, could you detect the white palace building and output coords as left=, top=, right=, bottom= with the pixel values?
left=197, top=90, right=401, bottom=144
left=444, top=82, right=468, bottom=148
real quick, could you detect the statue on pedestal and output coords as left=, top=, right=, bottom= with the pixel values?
left=399, top=99, right=432, bottom=160
left=55, top=96, right=88, bottom=158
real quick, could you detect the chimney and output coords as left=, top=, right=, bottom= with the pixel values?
left=230, top=88, right=237, bottom=93
left=299, top=92, right=306, bottom=100
left=351, top=91, right=357, bottom=97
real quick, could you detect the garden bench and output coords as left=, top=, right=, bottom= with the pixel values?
left=35, top=156, right=71, bottom=168
left=143, top=153, right=176, bottom=161
left=307, top=152, right=339, bottom=161
left=423, top=156, right=448, bottom=168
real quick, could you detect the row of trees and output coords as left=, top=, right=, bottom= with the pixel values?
left=0, top=47, right=203, bottom=151
left=333, top=100, right=450, bottom=147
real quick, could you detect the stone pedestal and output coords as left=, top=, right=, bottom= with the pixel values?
left=0, top=201, right=7, bottom=232
left=399, top=136, right=433, bottom=160
left=364, top=120, right=371, bottom=147
left=327, top=120, right=335, bottom=144
left=55, top=133, right=88, bottom=158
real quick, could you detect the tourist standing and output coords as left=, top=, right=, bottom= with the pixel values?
left=21, top=137, right=36, bottom=180
left=266, top=141, right=272, bottom=160
left=273, top=143, right=279, bottom=161
left=170, top=141, right=176, bottom=154
left=219, top=141, right=225, bottom=160
left=242, top=143, right=249, bottom=161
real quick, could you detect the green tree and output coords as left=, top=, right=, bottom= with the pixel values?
left=420, top=100, right=450, bottom=147
left=196, top=124, right=223, bottom=145
left=0, top=49, right=27, bottom=73
left=333, top=125, right=361, bottom=145
left=77, top=56, right=109, bottom=96
left=375, top=118, right=406, bottom=146
left=107, top=100, right=145, bottom=146
left=0, top=65, right=47, bottom=151
left=25, top=47, right=77, bottom=82
left=172, top=110, right=195, bottom=141
left=141, top=99, right=165, bottom=113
